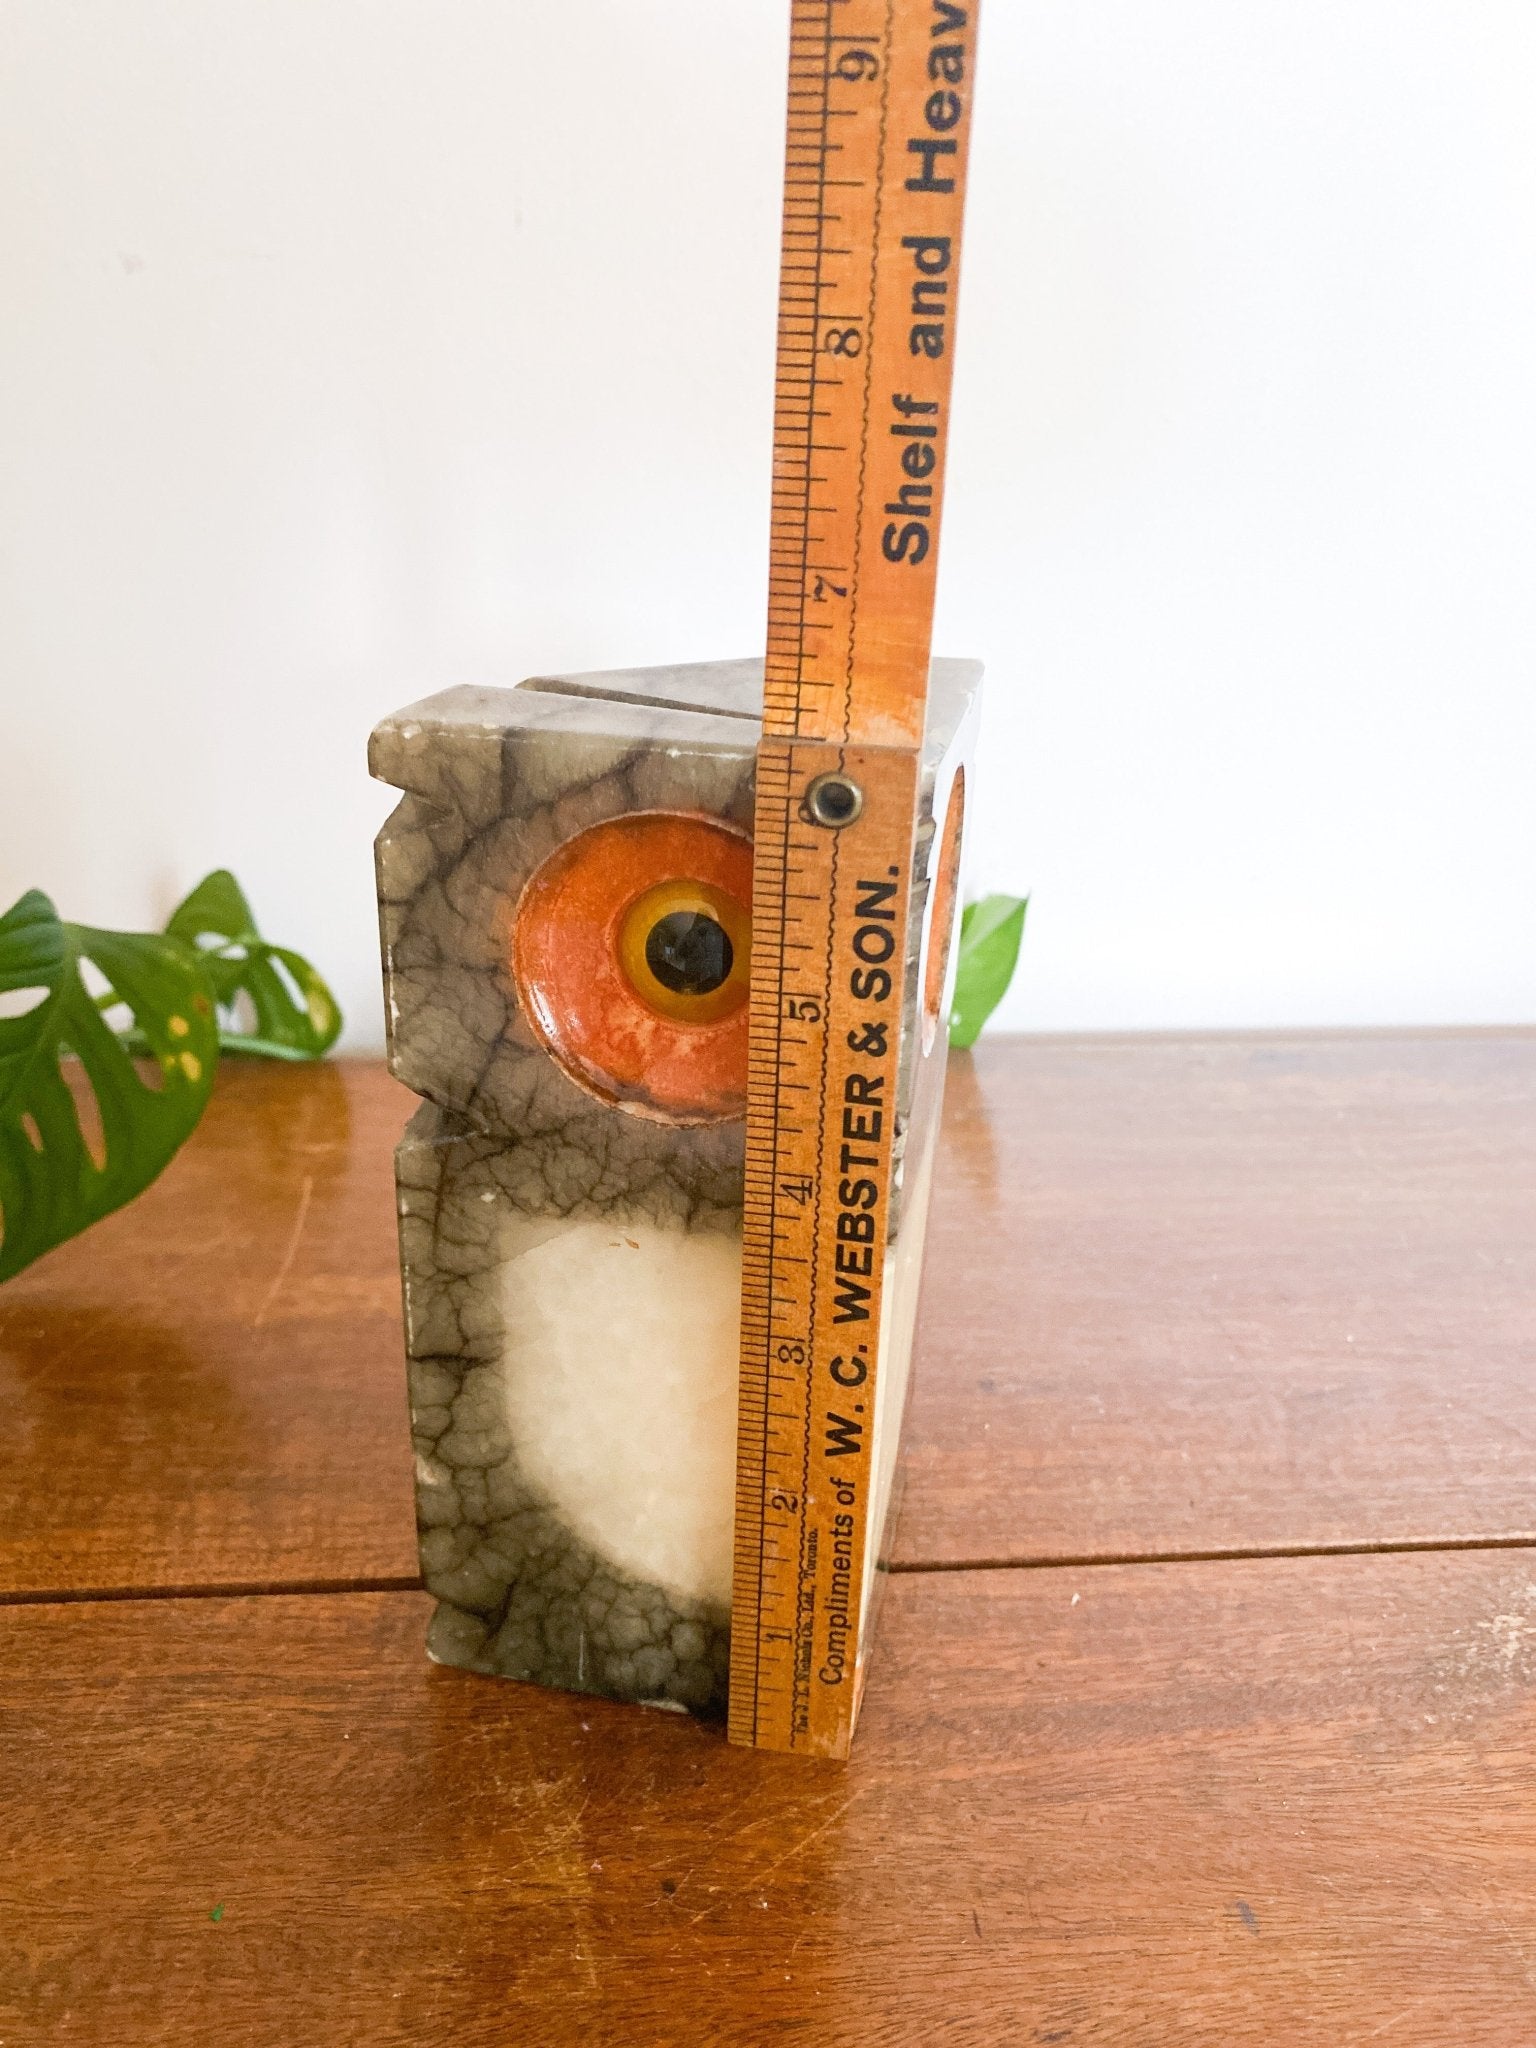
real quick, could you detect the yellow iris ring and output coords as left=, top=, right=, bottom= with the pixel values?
left=618, top=878, right=751, bottom=1026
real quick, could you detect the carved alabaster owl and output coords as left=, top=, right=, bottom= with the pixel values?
left=372, top=657, right=978, bottom=1718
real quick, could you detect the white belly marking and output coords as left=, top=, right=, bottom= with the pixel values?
left=498, top=1218, right=741, bottom=1610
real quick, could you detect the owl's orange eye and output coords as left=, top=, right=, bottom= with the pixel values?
left=618, top=878, right=751, bottom=1025
left=512, top=812, right=752, bottom=1124
left=922, top=767, right=966, bottom=1052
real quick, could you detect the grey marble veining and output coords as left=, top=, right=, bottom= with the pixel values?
left=371, top=681, right=758, bottom=1147
left=396, top=1101, right=737, bottom=1712
left=372, top=658, right=981, bottom=1718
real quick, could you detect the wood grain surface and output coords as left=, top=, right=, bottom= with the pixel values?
left=4, top=1553, right=1535, bottom=2047
left=901, top=1029, right=1536, bottom=1564
left=0, top=1059, right=419, bottom=1595
left=2, top=1036, right=1532, bottom=1595
left=3, top=1038, right=1533, bottom=2044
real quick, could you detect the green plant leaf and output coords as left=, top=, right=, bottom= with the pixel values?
left=165, top=870, right=342, bottom=1060
left=0, top=890, right=219, bottom=1283
left=949, top=893, right=1028, bottom=1049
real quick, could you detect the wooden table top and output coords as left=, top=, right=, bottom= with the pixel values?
left=3, top=1035, right=1533, bottom=2044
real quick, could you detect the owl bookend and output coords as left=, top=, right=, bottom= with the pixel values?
left=371, top=657, right=979, bottom=1720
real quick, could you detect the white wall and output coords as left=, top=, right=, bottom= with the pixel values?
left=2, top=0, right=1532, bottom=1043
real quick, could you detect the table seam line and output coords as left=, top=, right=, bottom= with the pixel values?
left=5, top=1533, right=1536, bottom=1610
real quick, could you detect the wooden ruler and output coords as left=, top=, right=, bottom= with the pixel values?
left=730, top=0, right=980, bottom=1757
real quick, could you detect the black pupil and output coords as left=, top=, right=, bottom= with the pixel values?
left=645, top=910, right=733, bottom=997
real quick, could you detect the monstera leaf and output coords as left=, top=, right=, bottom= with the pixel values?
left=165, top=870, right=342, bottom=1060
left=949, top=893, right=1028, bottom=1049
left=0, top=891, right=219, bottom=1283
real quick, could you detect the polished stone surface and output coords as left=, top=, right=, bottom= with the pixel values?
left=371, top=659, right=978, bottom=1714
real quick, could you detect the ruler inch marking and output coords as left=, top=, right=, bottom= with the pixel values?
left=732, top=0, right=980, bottom=1757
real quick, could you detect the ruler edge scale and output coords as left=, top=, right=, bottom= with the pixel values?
left=730, top=0, right=981, bottom=1756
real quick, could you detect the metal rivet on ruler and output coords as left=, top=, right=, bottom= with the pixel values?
left=804, top=773, right=863, bottom=829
